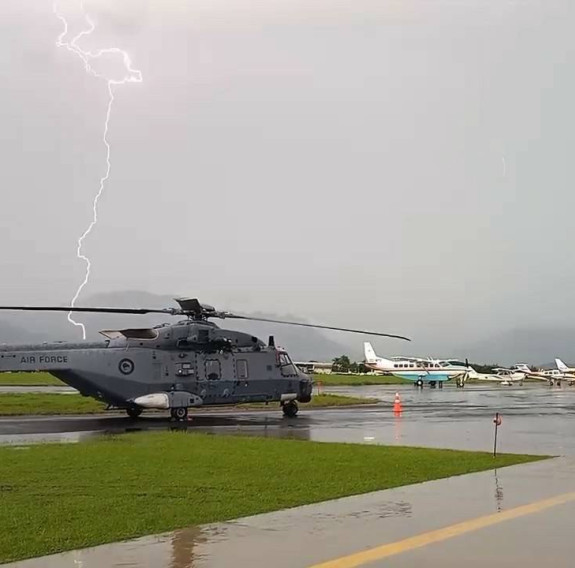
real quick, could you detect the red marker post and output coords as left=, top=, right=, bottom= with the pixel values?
left=493, top=412, right=502, bottom=457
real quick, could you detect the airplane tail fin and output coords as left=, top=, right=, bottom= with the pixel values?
left=556, top=358, right=569, bottom=372
left=364, top=342, right=378, bottom=364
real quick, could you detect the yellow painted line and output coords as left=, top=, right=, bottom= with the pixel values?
left=310, top=491, right=575, bottom=568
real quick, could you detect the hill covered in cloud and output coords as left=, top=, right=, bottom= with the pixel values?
left=461, top=327, right=575, bottom=367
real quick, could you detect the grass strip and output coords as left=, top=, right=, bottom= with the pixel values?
left=0, top=372, right=410, bottom=387
left=0, top=393, right=377, bottom=416
left=0, top=372, right=64, bottom=386
left=0, top=431, right=545, bottom=563
left=314, top=373, right=412, bottom=386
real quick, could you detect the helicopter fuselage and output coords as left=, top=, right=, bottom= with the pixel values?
left=0, top=320, right=313, bottom=415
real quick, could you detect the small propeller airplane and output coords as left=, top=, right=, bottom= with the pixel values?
left=470, top=366, right=528, bottom=386
left=553, top=359, right=575, bottom=385
left=477, top=362, right=575, bottom=387
left=520, top=360, right=575, bottom=386
left=363, top=342, right=471, bottom=388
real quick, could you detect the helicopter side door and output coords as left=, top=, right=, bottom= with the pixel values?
left=193, top=355, right=228, bottom=403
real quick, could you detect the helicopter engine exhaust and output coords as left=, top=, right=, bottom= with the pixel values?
left=134, top=393, right=170, bottom=409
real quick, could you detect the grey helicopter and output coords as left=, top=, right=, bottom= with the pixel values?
left=0, top=298, right=410, bottom=420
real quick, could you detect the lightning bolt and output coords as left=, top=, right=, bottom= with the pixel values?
left=53, top=1, right=142, bottom=339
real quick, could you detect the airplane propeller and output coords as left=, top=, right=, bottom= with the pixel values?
left=0, top=298, right=411, bottom=341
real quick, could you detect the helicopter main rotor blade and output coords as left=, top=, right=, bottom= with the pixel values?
left=0, top=306, right=175, bottom=315
left=220, top=313, right=411, bottom=341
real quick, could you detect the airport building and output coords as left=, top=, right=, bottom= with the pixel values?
left=294, top=361, right=333, bottom=374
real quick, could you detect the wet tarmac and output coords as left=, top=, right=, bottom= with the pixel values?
left=4, top=385, right=575, bottom=567
left=2, top=385, right=575, bottom=456
left=5, top=457, right=575, bottom=567
left=0, top=386, right=75, bottom=394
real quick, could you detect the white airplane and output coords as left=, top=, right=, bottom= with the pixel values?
left=471, top=367, right=526, bottom=386
left=513, top=360, right=575, bottom=386
left=555, top=359, right=575, bottom=381
left=363, top=342, right=471, bottom=388
left=542, top=359, right=575, bottom=385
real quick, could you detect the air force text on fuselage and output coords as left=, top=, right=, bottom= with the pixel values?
left=19, top=355, right=69, bottom=365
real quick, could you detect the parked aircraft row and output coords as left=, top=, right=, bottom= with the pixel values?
left=363, top=343, right=575, bottom=387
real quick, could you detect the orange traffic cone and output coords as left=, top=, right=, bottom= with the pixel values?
left=393, top=392, right=402, bottom=415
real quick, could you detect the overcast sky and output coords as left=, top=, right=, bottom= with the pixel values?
left=2, top=0, right=575, bottom=354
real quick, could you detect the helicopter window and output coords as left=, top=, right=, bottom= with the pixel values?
left=237, top=359, right=249, bottom=380
left=278, top=352, right=297, bottom=377
left=205, top=359, right=221, bottom=380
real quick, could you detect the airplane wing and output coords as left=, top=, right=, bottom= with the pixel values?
left=523, top=372, right=552, bottom=381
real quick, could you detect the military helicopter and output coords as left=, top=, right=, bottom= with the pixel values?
left=0, top=298, right=410, bottom=420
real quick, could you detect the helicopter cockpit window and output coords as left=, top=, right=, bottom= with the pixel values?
left=237, top=359, right=249, bottom=380
left=278, top=352, right=297, bottom=377
left=205, top=359, right=221, bottom=380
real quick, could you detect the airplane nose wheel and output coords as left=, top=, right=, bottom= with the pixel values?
left=171, top=407, right=189, bottom=421
left=282, top=400, right=299, bottom=418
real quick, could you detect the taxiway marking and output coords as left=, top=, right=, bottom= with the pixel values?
left=310, top=491, right=575, bottom=568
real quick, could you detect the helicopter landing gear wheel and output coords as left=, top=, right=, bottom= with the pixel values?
left=171, top=407, right=188, bottom=421
left=282, top=400, right=298, bottom=418
left=126, top=406, right=142, bottom=419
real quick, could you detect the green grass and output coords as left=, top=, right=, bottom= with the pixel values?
left=0, top=371, right=411, bottom=387
left=302, top=393, right=377, bottom=406
left=0, top=393, right=376, bottom=416
left=0, top=431, right=545, bottom=563
left=0, top=372, right=64, bottom=386
left=314, top=373, right=412, bottom=386
left=239, top=393, right=378, bottom=409
left=0, top=393, right=106, bottom=415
